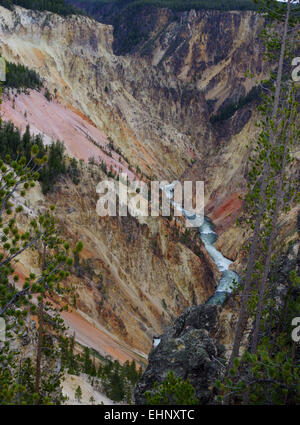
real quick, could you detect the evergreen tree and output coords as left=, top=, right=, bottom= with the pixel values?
left=227, top=0, right=299, bottom=372
left=145, top=370, right=198, bottom=405
left=216, top=271, right=300, bottom=404
left=0, top=85, right=83, bottom=403
left=108, top=366, right=125, bottom=402
left=4, top=61, right=42, bottom=91
left=75, top=385, right=82, bottom=402
left=216, top=0, right=300, bottom=405
left=82, top=346, right=93, bottom=375
left=0, top=120, right=80, bottom=193
left=0, top=0, right=81, bottom=15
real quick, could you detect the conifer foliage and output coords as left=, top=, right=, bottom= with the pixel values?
left=217, top=0, right=300, bottom=405
left=145, top=370, right=198, bottom=405
left=60, top=337, right=143, bottom=404
left=2, top=62, right=42, bottom=92
left=0, top=0, right=81, bottom=15
left=4, top=62, right=42, bottom=91
left=0, top=149, right=82, bottom=403
left=68, top=0, right=258, bottom=14
left=0, top=122, right=80, bottom=193
left=0, top=81, right=84, bottom=404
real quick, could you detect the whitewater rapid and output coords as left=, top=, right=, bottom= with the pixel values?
left=162, top=183, right=239, bottom=305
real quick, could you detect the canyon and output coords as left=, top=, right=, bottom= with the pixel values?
left=0, top=3, right=299, bottom=375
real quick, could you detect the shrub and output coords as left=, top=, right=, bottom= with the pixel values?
left=145, top=370, right=199, bottom=405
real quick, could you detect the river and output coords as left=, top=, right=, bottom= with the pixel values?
left=162, top=183, right=239, bottom=305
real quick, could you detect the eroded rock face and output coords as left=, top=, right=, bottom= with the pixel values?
left=0, top=5, right=212, bottom=179
left=134, top=228, right=300, bottom=402
left=71, top=3, right=266, bottom=112
left=45, top=168, right=219, bottom=354
left=14, top=166, right=219, bottom=359
left=0, top=5, right=269, bottom=197
left=134, top=304, right=225, bottom=404
left=125, top=9, right=266, bottom=113
left=1, top=4, right=298, bottom=368
left=0, top=5, right=276, bottom=241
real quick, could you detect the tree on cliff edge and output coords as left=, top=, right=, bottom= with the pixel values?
left=218, top=0, right=300, bottom=405
left=228, top=0, right=299, bottom=370
left=0, top=89, right=83, bottom=403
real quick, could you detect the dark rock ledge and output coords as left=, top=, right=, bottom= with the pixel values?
left=134, top=304, right=225, bottom=405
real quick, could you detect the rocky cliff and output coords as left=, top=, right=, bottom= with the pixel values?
left=0, top=5, right=211, bottom=180
left=0, top=4, right=298, bottom=368
left=47, top=165, right=219, bottom=354
left=11, top=162, right=219, bottom=362
left=135, top=214, right=300, bottom=404
left=134, top=303, right=226, bottom=404
left=0, top=5, right=269, bottom=200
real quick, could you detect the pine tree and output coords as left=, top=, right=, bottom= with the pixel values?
left=82, top=346, right=93, bottom=375
left=75, top=385, right=82, bottom=403
left=216, top=271, right=300, bottom=404
left=227, top=0, right=299, bottom=372
left=0, top=88, right=83, bottom=403
left=145, top=370, right=198, bottom=405
left=217, top=0, right=300, bottom=405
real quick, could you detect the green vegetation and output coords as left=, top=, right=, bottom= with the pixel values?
left=67, top=157, right=81, bottom=185
left=44, top=87, right=51, bottom=101
left=39, top=140, right=66, bottom=193
left=216, top=0, right=300, bottom=405
left=69, top=0, right=258, bottom=14
left=0, top=0, right=81, bottom=15
left=216, top=271, right=300, bottom=404
left=97, top=359, right=142, bottom=404
left=117, top=0, right=257, bottom=12
left=0, top=121, right=81, bottom=193
left=69, top=0, right=258, bottom=53
left=0, top=131, right=82, bottom=403
left=101, top=360, right=131, bottom=402
left=60, top=337, right=143, bottom=403
left=145, top=370, right=199, bottom=405
left=0, top=124, right=134, bottom=403
left=75, top=385, right=83, bottom=402
left=108, top=136, right=123, bottom=156
left=99, top=358, right=143, bottom=403
left=4, top=61, right=42, bottom=91
left=137, top=0, right=300, bottom=407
